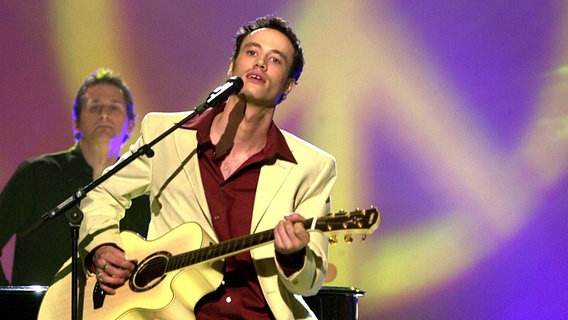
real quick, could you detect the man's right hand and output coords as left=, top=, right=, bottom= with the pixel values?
left=92, top=245, right=137, bottom=294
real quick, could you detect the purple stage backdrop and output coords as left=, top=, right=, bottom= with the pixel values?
left=1, top=1, right=567, bottom=319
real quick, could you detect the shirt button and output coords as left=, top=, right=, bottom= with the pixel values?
left=213, top=215, right=220, bottom=220
left=226, top=296, right=232, bottom=303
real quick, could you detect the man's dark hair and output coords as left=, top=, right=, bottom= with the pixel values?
left=232, top=16, right=305, bottom=83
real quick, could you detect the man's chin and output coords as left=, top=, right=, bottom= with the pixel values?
left=84, top=132, right=121, bottom=144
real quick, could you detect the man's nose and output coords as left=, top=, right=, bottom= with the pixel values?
left=98, top=105, right=112, bottom=118
left=255, top=57, right=266, bottom=70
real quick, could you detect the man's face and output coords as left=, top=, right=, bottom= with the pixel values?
left=74, top=83, right=134, bottom=146
left=230, top=28, right=296, bottom=107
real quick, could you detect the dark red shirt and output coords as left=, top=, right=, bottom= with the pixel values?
left=182, top=106, right=297, bottom=319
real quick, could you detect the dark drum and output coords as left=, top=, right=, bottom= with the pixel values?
left=304, top=286, right=366, bottom=320
left=0, top=286, right=48, bottom=320
left=0, top=285, right=366, bottom=320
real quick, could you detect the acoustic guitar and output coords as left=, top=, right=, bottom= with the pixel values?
left=38, top=207, right=380, bottom=319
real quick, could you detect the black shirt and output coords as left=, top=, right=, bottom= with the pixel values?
left=0, top=144, right=150, bottom=285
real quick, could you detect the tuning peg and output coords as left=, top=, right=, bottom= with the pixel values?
left=344, top=234, right=353, bottom=243
left=361, top=234, right=367, bottom=242
left=329, top=235, right=338, bottom=244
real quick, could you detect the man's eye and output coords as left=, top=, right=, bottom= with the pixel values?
left=88, top=105, right=100, bottom=113
left=270, top=57, right=281, bottom=64
left=247, top=50, right=257, bottom=56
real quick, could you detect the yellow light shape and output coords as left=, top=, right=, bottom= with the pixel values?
left=48, top=1, right=151, bottom=152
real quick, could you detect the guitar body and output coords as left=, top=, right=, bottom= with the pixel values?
left=38, top=222, right=224, bottom=320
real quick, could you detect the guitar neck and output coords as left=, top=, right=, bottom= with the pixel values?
left=164, top=206, right=380, bottom=273
left=165, top=219, right=315, bottom=272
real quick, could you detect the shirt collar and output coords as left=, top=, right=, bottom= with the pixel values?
left=181, top=104, right=296, bottom=164
left=68, top=142, right=93, bottom=177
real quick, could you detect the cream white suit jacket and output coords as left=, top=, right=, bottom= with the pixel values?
left=79, top=111, right=337, bottom=319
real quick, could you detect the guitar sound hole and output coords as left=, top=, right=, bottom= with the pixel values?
left=129, top=251, right=171, bottom=292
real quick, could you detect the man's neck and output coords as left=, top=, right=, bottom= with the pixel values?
left=210, top=96, right=274, bottom=178
left=211, top=95, right=274, bottom=152
left=78, top=139, right=121, bottom=179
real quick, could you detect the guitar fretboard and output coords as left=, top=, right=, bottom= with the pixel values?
left=166, top=218, right=316, bottom=271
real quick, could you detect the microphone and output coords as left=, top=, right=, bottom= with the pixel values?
left=205, top=76, right=244, bottom=107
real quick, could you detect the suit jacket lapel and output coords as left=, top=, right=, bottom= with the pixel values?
left=172, top=127, right=214, bottom=230
left=251, top=159, right=294, bottom=233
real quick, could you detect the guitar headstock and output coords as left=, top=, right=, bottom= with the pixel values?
left=313, top=207, right=381, bottom=244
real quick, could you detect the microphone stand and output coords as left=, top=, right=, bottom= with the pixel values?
left=22, top=100, right=218, bottom=320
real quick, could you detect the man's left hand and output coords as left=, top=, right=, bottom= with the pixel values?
left=274, top=213, right=309, bottom=255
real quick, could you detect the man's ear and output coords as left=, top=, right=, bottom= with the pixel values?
left=283, top=78, right=296, bottom=96
left=227, top=61, right=234, bottom=77
left=127, top=119, right=136, bottom=136
left=277, top=79, right=297, bottom=104
left=73, top=118, right=81, bottom=139
left=73, top=118, right=79, bottom=131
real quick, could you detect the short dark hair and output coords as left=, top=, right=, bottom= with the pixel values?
left=231, top=15, right=304, bottom=83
